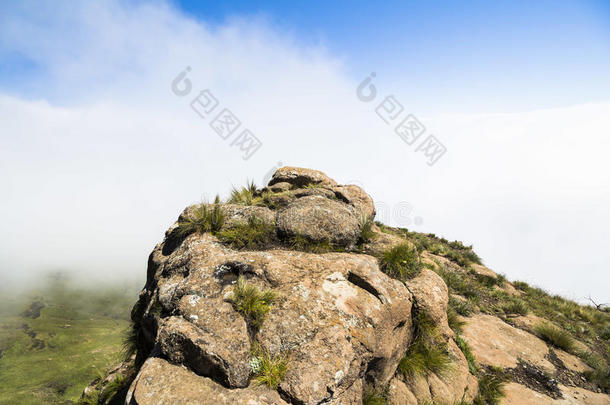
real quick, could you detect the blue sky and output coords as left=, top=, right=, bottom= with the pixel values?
left=1, top=1, right=609, bottom=112
left=1, top=1, right=609, bottom=301
left=172, top=0, right=610, bottom=112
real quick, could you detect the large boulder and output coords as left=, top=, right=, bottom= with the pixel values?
left=332, top=184, right=376, bottom=219
left=268, top=166, right=337, bottom=188
left=121, top=167, right=481, bottom=405
left=276, top=195, right=361, bottom=248
left=126, top=357, right=287, bottom=405
left=129, top=231, right=414, bottom=404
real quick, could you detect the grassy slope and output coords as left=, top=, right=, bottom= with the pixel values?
left=0, top=277, right=139, bottom=405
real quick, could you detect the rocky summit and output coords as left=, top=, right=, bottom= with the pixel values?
left=81, top=167, right=610, bottom=405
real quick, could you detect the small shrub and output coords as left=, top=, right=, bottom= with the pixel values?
left=250, top=346, right=288, bottom=389
left=502, top=299, right=528, bottom=316
left=456, top=334, right=478, bottom=374
left=473, top=369, right=506, bottom=405
left=229, top=277, right=277, bottom=329
left=534, top=323, right=575, bottom=353
left=379, top=243, right=421, bottom=280
left=228, top=180, right=257, bottom=205
left=359, top=214, right=376, bottom=243
left=216, top=216, right=276, bottom=250
left=176, top=196, right=225, bottom=236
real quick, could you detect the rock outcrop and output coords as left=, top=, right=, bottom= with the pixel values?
left=81, top=167, right=610, bottom=405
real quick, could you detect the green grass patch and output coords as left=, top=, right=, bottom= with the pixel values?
left=501, top=298, right=528, bottom=316
left=228, top=180, right=257, bottom=205
left=362, top=387, right=387, bottom=405
left=435, top=267, right=482, bottom=300
left=472, top=272, right=503, bottom=289
left=250, top=345, right=288, bottom=390
left=579, top=351, right=610, bottom=389
left=449, top=296, right=476, bottom=317
left=216, top=216, right=276, bottom=250
left=251, top=190, right=290, bottom=210
left=473, top=368, right=506, bottom=405
left=400, top=230, right=482, bottom=267
left=447, top=307, right=465, bottom=334
left=359, top=214, right=376, bottom=244
left=455, top=334, right=479, bottom=375
left=0, top=275, right=139, bottom=404
left=534, top=323, right=575, bottom=353
left=379, top=243, right=421, bottom=280
left=398, top=312, right=452, bottom=378
left=176, top=196, right=225, bottom=237
left=287, top=234, right=343, bottom=253
left=229, top=277, right=277, bottom=329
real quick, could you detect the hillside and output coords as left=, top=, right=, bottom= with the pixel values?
left=0, top=275, right=139, bottom=404
left=76, top=167, right=609, bottom=405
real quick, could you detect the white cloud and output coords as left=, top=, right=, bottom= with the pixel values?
left=1, top=1, right=609, bottom=302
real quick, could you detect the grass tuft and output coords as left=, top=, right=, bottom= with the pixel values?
left=176, top=196, right=225, bottom=236
left=534, top=323, right=575, bottom=353
left=455, top=334, right=479, bottom=375
left=99, top=374, right=127, bottom=403
left=398, top=312, right=452, bottom=378
left=449, top=296, right=476, bottom=317
left=250, top=346, right=288, bottom=389
left=362, top=387, right=387, bottom=405
left=120, top=320, right=138, bottom=361
left=288, top=234, right=342, bottom=253
left=579, top=351, right=610, bottom=389
left=228, top=180, right=257, bottom=205
left=216, top=216, right=276, bottom=250
left=502, top=299, right=529, bottom=316
left=379, top=243, right=421, bottom=280
left=359, top=214, right=376, bottom=243
left=447, top=307, right=465, bottom=334
left=473, top=369, right=506, bottom=405
left=229, top=277, right=277, bottom=329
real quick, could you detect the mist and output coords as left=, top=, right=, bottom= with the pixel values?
left=1, top=1, right=609, bottom=303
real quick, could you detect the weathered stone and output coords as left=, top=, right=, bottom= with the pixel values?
left=132, top=230, right=413, bottom=404
left=332, top=184, right=376, bottom=219
left=406, top=269, right=452, bottom=336
left=501, top=382, right=610, bottom=405
left=126, top=357, right=287, bottom=405
left=268, top=181, right=292, bottom=192
left=276, top=195, right=361, bottom=247
left=387, top=377, right=418, bottom=405
left=461, top=314, right=555, bottom=372
left=268, top=166, right=337, bottom=188
left=158, top=313, right=251, bottom=388
left=222, top=204, right=275, bottom=228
